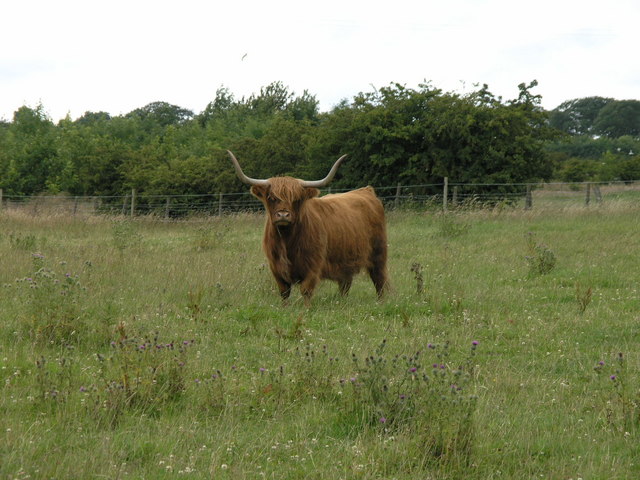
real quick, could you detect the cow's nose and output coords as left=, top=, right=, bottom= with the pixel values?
left=275, top=211, right=291, bottom=221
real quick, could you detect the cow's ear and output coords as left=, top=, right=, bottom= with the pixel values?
left=250, top=185, right=267, bottom=200
left=303, top=187, right=320, bottom=199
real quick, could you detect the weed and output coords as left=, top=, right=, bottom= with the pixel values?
left=84, top=322, right=194, bottom=426
left=576, top=282, right=593, bottom=314
left=112, top=219, right=142, bottom=251
left=594, top=353, right=639, bottom=435
left=525, top=232, right=556, bottom=276
left=411, top=262, right=424, bottom=294
left=347, top=339, right=479, bottom=466
left=16, top=253, right=86, bottom=345
left=33, top=355, right=74, bottom=405
left=436, top=213, right=470, bottom=239
left=8, top=232, right=39, bottom=250
left=187, top=287, right=204, bottom=321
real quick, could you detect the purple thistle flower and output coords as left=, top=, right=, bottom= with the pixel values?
left=409, top=367, right=417, bottom=373
left=610, top=375, right=617, bottom=381
left=259, top=367, right=266, bottom=373
left=598, top=361, right=605, bottom=366
left=472, top=340, right=479, bottom=346
left=379, top=417, right=386, bottom=424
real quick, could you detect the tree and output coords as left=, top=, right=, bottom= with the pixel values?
left=549, top=96, right=614, bottom=135
left=593, top=100, right=640, bottom=138
left=6, top=105, right=64, bottom=194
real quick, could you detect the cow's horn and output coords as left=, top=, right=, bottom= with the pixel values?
left=300, top=154, right=348, bottom=188
left=227, top=150, right=269, bottom=186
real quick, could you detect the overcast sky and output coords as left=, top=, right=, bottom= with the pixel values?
left=1, top=0, right=638, bottom=122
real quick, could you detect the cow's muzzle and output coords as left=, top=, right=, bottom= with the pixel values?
left=273, top=210, right=292, bottom=226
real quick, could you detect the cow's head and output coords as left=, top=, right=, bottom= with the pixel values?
left=228, top=151, right=347, bottom=227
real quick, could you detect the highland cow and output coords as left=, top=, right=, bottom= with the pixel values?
left=228, top=150, right=388, bottom=306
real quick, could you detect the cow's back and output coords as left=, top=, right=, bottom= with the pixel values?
left=306, top=187, right=387, bottom=279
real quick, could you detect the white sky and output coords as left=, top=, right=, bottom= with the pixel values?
left=1, top=0, right=638, bottom=122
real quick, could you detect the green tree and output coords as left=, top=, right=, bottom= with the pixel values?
left=593, top=100, right=640, bottom=138
left=7, top=105, right=63, bottom=194
left=549, top=96, right=614, bottom=135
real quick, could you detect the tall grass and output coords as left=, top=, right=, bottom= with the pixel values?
left=1, top=204, right=639, bottom=479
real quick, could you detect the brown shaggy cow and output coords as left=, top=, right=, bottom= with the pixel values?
left=228, top=151, right=389, bottom=306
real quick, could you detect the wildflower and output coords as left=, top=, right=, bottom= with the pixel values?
left=259, top=367, right=266, bottom=373
left=610, top=375, right=617, bottom=381
left=599, top=361, right=605, bottom=366
left=379, top=417, right=386, bottom=424
left=409, top=367, right=417, bottom=373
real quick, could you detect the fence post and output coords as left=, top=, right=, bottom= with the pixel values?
left=73, top=196, right=79, bottom=216
left=165, top=197, right=171, bottom=219
left=0, top=188, right=3, bottom=212
left=394, top=183, right=401, bottom=209
left=218, top=192, right=224, bottom=216
left=585, top=182, right=591, bottom=206
left=594, top=184, right=602, bottom=204
left=525, top=185, right=533, bottom=210
left=443, top=177, right=448, bottom=212
left=130, top=188, right=136, bottom=216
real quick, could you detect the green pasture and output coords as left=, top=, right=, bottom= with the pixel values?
left=1, top=202, right=639, bottom=479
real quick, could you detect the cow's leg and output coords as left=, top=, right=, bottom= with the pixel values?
left=275, top=277, right=292, bottom=305
left=300, top=274, right=320, bottom=307
left=368, top=265, right=388, bottom=298
left=368, top=240, right=389, bottom=298
left=338, top=276, right=353, bottom=296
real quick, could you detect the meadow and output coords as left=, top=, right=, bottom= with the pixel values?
left=1, top=200, right=639, bottom=479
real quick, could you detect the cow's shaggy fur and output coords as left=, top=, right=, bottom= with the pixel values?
left=250, top=179, right=389, bottom=305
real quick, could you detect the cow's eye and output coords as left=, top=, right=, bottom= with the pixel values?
left=267, top=195, right=276, bottom=203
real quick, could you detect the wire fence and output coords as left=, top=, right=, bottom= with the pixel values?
left=1, top=180, right=639, bottom=217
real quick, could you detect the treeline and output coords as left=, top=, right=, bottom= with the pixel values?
left=547, top=97, right=640, bottom=182
left=0, top=80, right=639, bottom=199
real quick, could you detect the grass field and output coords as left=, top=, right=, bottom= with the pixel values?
left=1, top=201, right=639, bottom=479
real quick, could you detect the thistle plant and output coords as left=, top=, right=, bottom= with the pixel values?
left=16, top=253, right=86, bottom=344
left=84, top=323, right=195, bottom=426
left=525, top=232, right=556, bottom=276
left=347, top=339, right=479, bottom=465
left=594, top=352, right=639, bottom=434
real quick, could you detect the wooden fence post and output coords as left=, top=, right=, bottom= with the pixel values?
left=165, top=197, right=171, bottom=219
left=130, top=188, right=136, bottom=216
left=443, top=177, right=449, bottom=212
left=525, top=185, right=533, bottom=210
left=594, top=184, right=602, bottom=204
left=585, top=182, right=591, bottom=206
left=394, top=183, right=401, bottom=209
left=218, top=192, right=224, bottom=216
